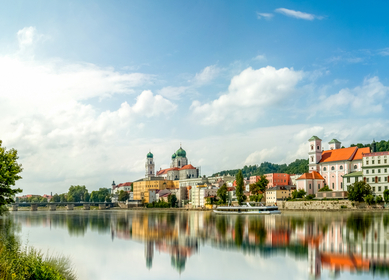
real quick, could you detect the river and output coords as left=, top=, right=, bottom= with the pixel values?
left=3, top=210, right=389, bottom=279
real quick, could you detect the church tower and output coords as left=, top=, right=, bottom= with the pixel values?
left=145, top=151, right=155, bottom=177
left=308, top=136, right=322, bottom=172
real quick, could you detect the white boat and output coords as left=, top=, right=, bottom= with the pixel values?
left=213, top=203, right=281, bottom=215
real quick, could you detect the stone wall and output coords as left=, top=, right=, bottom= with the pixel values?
left=278, top=200, right=386, bottom=210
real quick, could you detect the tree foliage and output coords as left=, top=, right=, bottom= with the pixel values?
left=376, top=195, right=384, bottom=203
left=235, top=170, right=246, bottom=205
left=384, top=189, right=389, bottom=203
left=318, top=185, right=332, bottom=192
left=213, top=159, right=309, bottom=177
left=217, top=184, right=228, bottom=204
left=0, top=140, right=23, bottom=214
left=90, top=188, right=111, bottom=202
left=67, top=185, right=89, bottom=202
left=348, top=181, right=372, bottom=202
left=118, top=190, right=129, bottom=202
left=350, top=140, right=389, bottom=152
left=292, top=189, right=306, bottom=199
left=365, top=194, right=375, bottom=205
left=168, top=194, right=178, bottom=207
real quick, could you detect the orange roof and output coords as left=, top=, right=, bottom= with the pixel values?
left=352, top=147, right=370, bottom=160
left=156, top=167, right=179, bottom=175
left=319, top=147, right=358, bottom=163
left=321, top=253, right=369, bottom=271
left=297, top=171, right=324, bottom=180
left=180, top=164, right=196, bottom=170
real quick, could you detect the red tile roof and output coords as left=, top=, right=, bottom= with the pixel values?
left=297, top=171, right=324, bottom=180
left=116, top=182, right=132, bottom=188
left=319, top=147, right=358, bottom=163
left=156, top=167, right=179, bottom=175
left=352, top=147, right=370, bottom=160
left=180, top=164, right=196, bottom=170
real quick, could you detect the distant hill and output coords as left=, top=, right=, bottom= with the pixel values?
left=212, top=159, right=309, bottom=178
left=350, top=140, right=389, bottom=152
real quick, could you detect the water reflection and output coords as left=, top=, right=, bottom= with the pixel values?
left=8, top=211, right=389, bottom=278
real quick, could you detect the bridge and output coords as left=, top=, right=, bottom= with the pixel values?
left=9, top=202, right=117, bottom=211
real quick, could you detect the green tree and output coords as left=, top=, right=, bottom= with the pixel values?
left=384, top=189, right=389, bottom=203
left=168, top=194, right=178, bottom=207
left=348, top=181, right=372, bottom=202
left=118, top=190, right=129, bottom=201
left=255, top=175, right=268, bottom=193
left=318, top=185, right=332, bottom=192
left=292, top=189, right=306, bottom=199
left=68, top=185, right=89, bottom=202
left=52, top=193, right=60, bottom=202
left=217, top=184, right=228, bottom=204
left=235, top=170, right=246, bottom=205
left=0, top=140, right=23, bottom=215
left=376, top=195, right=383, bottom=203
left=39, top=197, right=48, bottom=203
left=365, top=194, right=375, bottom=205
left=59, top=193, right=67, bottom=202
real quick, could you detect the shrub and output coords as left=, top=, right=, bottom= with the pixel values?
left=376, top=195, right=384, bottom=203
left=365, top=194, right=375, bottom=205
left=305, top=194, right=316, bottom=200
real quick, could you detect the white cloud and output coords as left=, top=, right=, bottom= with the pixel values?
left=318, top=76, right=389, bottom=115
left=17, top=26, right=39, bottom=49
left=158, top=86, right=188, bottom=100
left=253, top=54, right=266, bottom=61
left=244, top=148, right=277, bottom=165
left=275, top=8, right=322, bottom=20
left=192, top=65, right=221, bottom=85
left=256, top=12, right=274, bottom=20
left=191, top=66, right=304, bottom=125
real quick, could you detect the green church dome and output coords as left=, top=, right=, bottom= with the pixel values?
left=172, top=153, right=176, bottom=159
left=147, top=152, right=153, bottom=158
left=176, top=147, right=186, bottom=157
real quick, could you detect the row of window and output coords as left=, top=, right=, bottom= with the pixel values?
left=365, top=168, right=388, bottom=174
left=365, top=159, right=388, bottom=165
left=372, top=186, right=388, bottom=192
left=323, top=165, right=357, bottom=171
left=365, top=177, right=389, bottom=183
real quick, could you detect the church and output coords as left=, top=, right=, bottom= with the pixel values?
left=145, top=146, right=200, bottom=181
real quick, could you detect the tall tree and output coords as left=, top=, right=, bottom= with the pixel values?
left=217, top=184, right=228, bottom=204
left=0, top=140, right=23, bottom=215
left=256, top=175, right=269, bottom=193
left=235, top=170, right=246, bottom=205
left=118, top=190, right=129, bottom=201
left=348, top=181, right=372, bottom=202
left=68, top=185, right=89, bottom=202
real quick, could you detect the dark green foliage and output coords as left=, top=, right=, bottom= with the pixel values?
left=318, top=185, right=332, bottom=192
left=213, top=159, right=309, bottom=177
left=52, top=194, right=60, bottom=202
left=90, top=188, right=111, bottom=202
left=384, top=189, right=389, bottom=203
left=250, top=175, right=268, bottom=194
left=168, top=194, right=178, bottom=207
left=365, top=194, right=375, bottom=205
left=235, top=170, right=246, bottom=205
left=376, top=195, right=383, bottom=203
left=0, top=140, right=23, bottom=214
left=217, top=184, right=228, bottom=204
left=292, top=189, right=306, bottom=199
left=348, top=181, right=372, bottom=202
left=67, top=185, right=89, bottom=202
left=305, top=194, right=315, bottom=200
left=118, top=190, right=129, bottom=202
left=146, top=200, right=170, bottom=208
left=249, top=194, right=263, bottom=202
left=350, top=140, right=389, bottom=152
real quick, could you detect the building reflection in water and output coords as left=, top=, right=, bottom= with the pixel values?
left=10, top=211, right=389, bottom=278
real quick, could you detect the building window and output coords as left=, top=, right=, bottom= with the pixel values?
left=340, top=166, right=343, bottom=170
left=318, top=184, right=320, bottom=189
left=385, top=169, right=387, bottom=173
left=311, top=156, right=314, bottom=162
left=367, top=178, right=369, bottom=182
left=354, top=165, right=357, bottom=169
left=311, top=145, right=313, bottom=150
left=309, top=184, right=311, bottom=189
left=385, top=159, right=387, bottom=164
left=347, top=177, right=350, bottom=183
left=373, top=187, right=376, bottom=192
left=372, top=160, right=375, bottom=164
left=379, top=177, right=381, bottom=182
left=379, top=169, right=381, bottom=173
left=323, top=167, right=327, bottom=171
left=372, top=169, right=375, bottom=174
left=386, top=186, right=388, bottom=190
left=379, top=186, right=382, bottom=191
left=317, top=145, right=320, bottom=150
left=331, top=166, right=335, bottom=171
left=366, top=170, right=369, bottom=174
left=332, top=183, right=334, bottom=189
left=386, top=177, right=388, bottom=182
left=378, top=160, right=381, bottom=164
left=341, top=182, right=343, bottom=189
left=366, top=160, right=369, bottom=165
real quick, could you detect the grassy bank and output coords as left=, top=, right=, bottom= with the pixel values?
left=0, top=215, right=76, bottom=280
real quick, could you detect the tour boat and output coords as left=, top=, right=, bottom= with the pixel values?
left=213, top=203, right=281, bottom=215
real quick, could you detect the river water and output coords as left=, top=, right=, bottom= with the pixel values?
left=3, top=210, right=389, bottom=279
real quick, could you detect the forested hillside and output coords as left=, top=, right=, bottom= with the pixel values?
left=350, top=140, right=389, bottom=152
left=212, top=159, right=309, bottom=178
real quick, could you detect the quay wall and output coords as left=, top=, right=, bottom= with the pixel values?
left=278, top=200, right=387, bottom=211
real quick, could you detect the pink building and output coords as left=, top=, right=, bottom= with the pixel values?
left=265, top=173, right=290, bottom=188
left=297, top=136, right=370, bottom=194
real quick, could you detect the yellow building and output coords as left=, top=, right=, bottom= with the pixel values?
left=265, top=185, right=296, bottom=205
left=133, top=177, right=179, bottom=202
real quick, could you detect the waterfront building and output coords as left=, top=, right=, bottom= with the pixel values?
left=362, top=151, right=389, bottom=197
left=265, top=185, right=296, bottom=205
left=297, top=136, right=370, bottom=194
left=342, top=171, right=363, bottom=192
left=265, top=173, right=291, bottom=188
left=296, top=171, right=325, bottom=195
left=133, top=177, right=178, bottom=202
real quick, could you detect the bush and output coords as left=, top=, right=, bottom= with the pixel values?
left=376, top=195, right=384, bottom=203
left=365, top=194, right=375, bottom=205
left=305, top=194, right=316, bottom=200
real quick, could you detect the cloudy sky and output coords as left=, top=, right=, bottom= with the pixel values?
left=1, top=1, right=389, bottom=195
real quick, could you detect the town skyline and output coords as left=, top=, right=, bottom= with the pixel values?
left=1, top=1, right=389, bottom=195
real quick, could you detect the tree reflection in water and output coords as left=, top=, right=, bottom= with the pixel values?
left=6, top=210, right=389, bottom=278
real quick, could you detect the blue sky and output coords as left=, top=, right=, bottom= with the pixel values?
left=1, top=0, right=389, bottom=194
